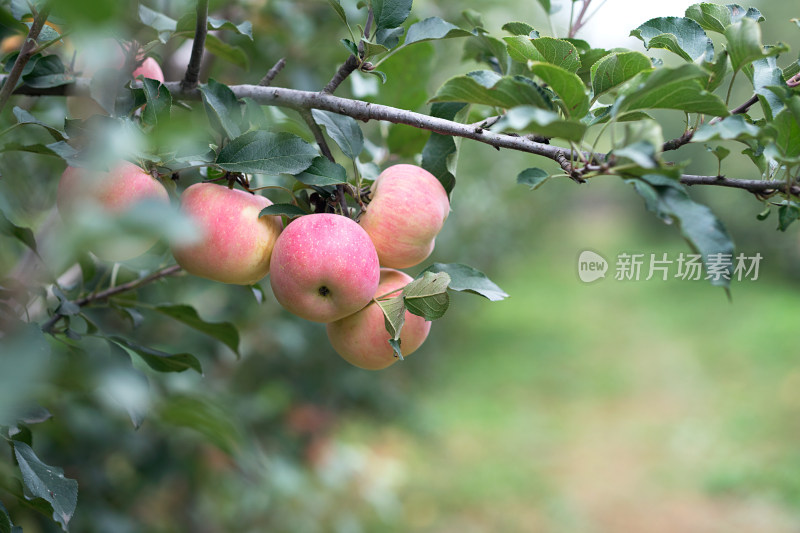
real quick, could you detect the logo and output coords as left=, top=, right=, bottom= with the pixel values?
left=578, top=250, right=608, bottom=283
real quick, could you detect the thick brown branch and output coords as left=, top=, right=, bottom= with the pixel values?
left=180, top=0, right=209, bottom=91
left=322, top=54, right=359, bottom=94
left=41, top=265, right=183, bottom=333
left=0, top=5, right=52, bottom=113
left=680, top=175, right=800, bottom=196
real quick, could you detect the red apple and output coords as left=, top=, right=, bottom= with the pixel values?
left=326, top=268, right=431, bottom=370
left=269, top=214, right=380, bottom=322
left=359, top=164, right=450, bottom=269
left=56, top=161, right=169, bottom=261
left=171, top=183, right=282, bottom=285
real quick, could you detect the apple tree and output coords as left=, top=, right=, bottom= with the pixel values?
left=0, top=0, right=798, bottom=530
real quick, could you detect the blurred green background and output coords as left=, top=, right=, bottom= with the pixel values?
left=2, top=0, right=800, bottom=531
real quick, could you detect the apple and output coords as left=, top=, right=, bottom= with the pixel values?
left=132, top=56, right=164, bottom=83
left=171, top=183, right=282, bottom=285
left=56, top=161, right=170, bottom=261
left=358, top=164, right=450, bottom=269
left=269, top=213, right=380, bottom=322
left=327, top=268, right=431, bottom=370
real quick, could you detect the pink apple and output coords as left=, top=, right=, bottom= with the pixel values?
left=359, top=164, right=450, bottom=268
left=326, top=268, right=431, bottom=370
left=269, top=213, right=380, bottom=322
left=132, top=56, right=164, bottom=82
left=171, top=183, right=282, bottom=285
left=56, top=161, right=170, bottom=261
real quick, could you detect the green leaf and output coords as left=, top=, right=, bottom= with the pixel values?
left=748, top=56, right=784, bottom=120
left=12, top=107, right=66, bottom=141
left=629, top=175, right=734, bottom=288
left=199, top=79, right=242, bottom=140
left=0, top=323, right=50, bottom=427
left=777, top=201, right=800, bottom=231
left=431, top=70, right=552, bottom=110
left=630, top=17, right=713, bottom=62
left=531, top=37, right=581, bottom=73
left=295, top=157, right=348, bottom=186
left=534, top=0, right=554, bottom=15
left=421, top=102, right=469, bottom=195
left=360, top=38, right=390, bottom=60
left=491, top=106, right=587, bottom=142
left=528, top=62, right=589, bottom=117
left=140, top=78, right=172, bottom=127
left=516, top=167, right=550, bottom=190
left=403, top=271, right=451, bottom=320
left=614, top=64, right=729, bottom=117
left=504, top=36, right=543, bottom=63
left=502, top=22, right=538, bottom=37
left=763, top=97, right=800, bottom=161
left=590, top=51, right=652, bottom=98
left=158, top=395, right=242, bottom=455
left=375, top=27, right=405, bottom=49
left=423, top=263, right=508, bottom=301
left=21, top=55, right=70, bottom=89
left=311, top=109, right=364, bottom=159
left=13, top=442, right=78, bottom=531
left=405, top=17, right=472, bottom=45
left=0, top=209, right=37, bottom=254
left=0, top=500, right=14, bottom=533
left=326, top=0, right=348, bottom=26
left=725, top=18, right=786, bottom=73
left=204, top=34, right=249, bottom=70
left=376, top=295, right=406, bottom=341
left=216, top=131, right=318, bottom=174
left=685, top=3, right=764, bottom=33
left=109, top=336, right=202, bottom=374
left=138, top=4, right=176, bottom=43
left=373, top=0, right=413, bottom=31
left=176, top=14, right=254, bottom=39
left=692, top=114, right=760, bottom=142
left=153, top=304, right=240, bottom=357
left=258, top=204, right=308, bottom=218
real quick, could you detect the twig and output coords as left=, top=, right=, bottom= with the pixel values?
left=322, top=54, right=359, bottom=94
left=0, top=5, right=52, bottom=113
left=569, top=0, right=593, bottom=38
left=680, top=175, right=800, bottom=196
left=180, top=0, right=209, bottom=91
left=298, top=108, right=335, bottom=162
left=662, top=130, right=694, bottom=152
left=41, top=265, right=183, bottom=333
left=259, top=57, right=286, bottom=87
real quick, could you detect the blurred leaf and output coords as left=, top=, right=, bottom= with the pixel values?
left=423, top=263, right=508, bottom=301
left=630, top=17, right=714, bottom=62
left=204, top=34, right=249, bottom=70
left=138, top=5, right=176, bottom=43
left=502, top=22, right=538, bottom=37
left=199, top=79, right=242, bottom=140
left=259, top=204, right=307, bottom=218
left=590, top=51, right=652, bottom=98
left=693, top=115, right=760, bottom=142
left=175, top=14, right=253, bottom=39
left=685, top=3, right=764, bottom=33
left=325, top=0, right=348, bottom=26
left=725, top=18, right=786, bottom=73
left=373, top=0, right=413, bottom=31
left=516, top=167, right=550, bottom=190
left=0, top=209, right=37, bottom=254
left=13, top=442, right=78, bottom=531
left=376, top=295, right=405, bottom=340
left=421, top=102, right=469, bottom=195
left=0, top=500, right=14, bottom=533
left=431, top=70, right=552, bottom=110
left=51, top=287, right=79, bottom=316
left=159, top=395, right=242, bottom=455
left=12, top=107, right=66, bottom=141
left=387, top=338, right=403, bottom=360
left=140, top=78, right=171, bottom=127
left=216, top=131, right=317, bottom=174
left=311, top=109, right=364, bottom=159
left=403, top=271, right=451, bottom=320
left=777, top=201, right=800, bottom=231
left=405, top=17, right=472, bottom=45
left=529, top=62, right=589, bottom=117
left=492, top=106, right=587, bottom=142
left=153, top=304, right=240, bottom=357
left=21, top=55, right=70, bottom=88
left=295, top=157, right=348, bottom=186
left=109, top=336, right=202, bottom=374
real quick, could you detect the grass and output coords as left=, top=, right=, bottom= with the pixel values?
left=340, top=212, right=800, bottom=533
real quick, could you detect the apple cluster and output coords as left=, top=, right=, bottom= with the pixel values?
left=57, top=157, right=450, bottom=370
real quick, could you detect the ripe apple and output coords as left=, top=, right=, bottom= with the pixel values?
left=171, top=183, right=282, bottom=285
left=359, top=164, right=450, bottom=269
left=132, top=57, right=164, bottom=82
left=56, top=161, right=170, bottom=261
left=326, top=268, right=431, bottom=370
left=269, top=213, right=380, bottom=322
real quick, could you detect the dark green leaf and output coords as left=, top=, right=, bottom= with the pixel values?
left=778, top=201, right=800, bottom=231
left=295, top=157, right=348, bottom=186
left=403, top=271, right=451, bottom=320
left=685, top=3, right=764, bottom=33
left=630, top=16, right=713, bottom=62
left=360, top=38, right=389, bottom=59
left=153, top=304, right=240, bottom=356
left=341, top=38, right=359, bottom=57
left=748, top=56, right=783, bottom=120
left=421, top=102, right=469, bottom=195
left=13, top=442, right=78, bottom=531
left=590, top=51, right=652, bottom=98
left=140, top=78, right=171, bottom=127
left=258, top=204, right=307, bottom=218
left=725, top=18, right=786, bottom=73
left=199, top=79, right=242, bottom=140
left=529, top=62, right=589, bottom=117
left=0, top=209, right=37, bottom=254
left=516, top=167, right=550, bottom=190
left=424, top=263, right=508, bottom=301
left=763, top=97, right=800, bottom=161
left=375, top=27, right=405, bottom=48
left=431, top=70, right=553, bottom=110
left=22, top=55, right=70, bottom=88
left=204, top=34, right=249, bottom=70
left=109, top=336, right=202, bottom=374
left=376, top=295, right=405, bottom=340
left=310, top=109, right=364, bottom=159
left=216, top=131, right=317, bottom=174
left=405, top=17, right=472, bottom=45
left=0, top=500, right=14, bottom=533
left=373, top=0, right=413, bottom=31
